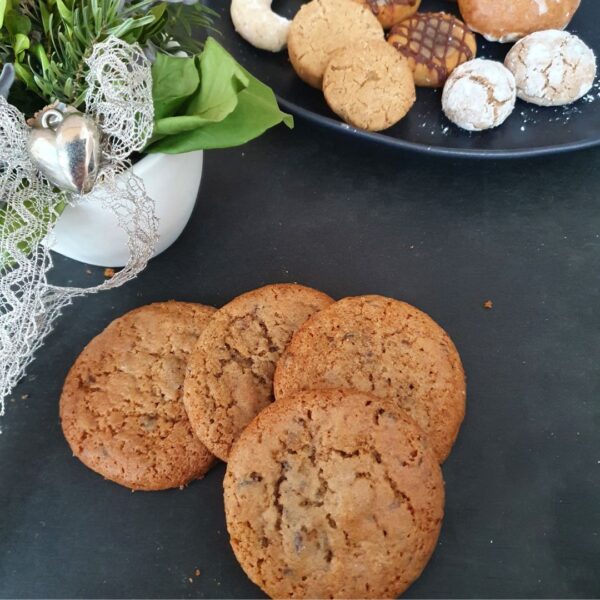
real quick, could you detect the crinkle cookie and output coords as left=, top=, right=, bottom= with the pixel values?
left=442, top=58, right=516, bottom=131
left=504, top=30, right=597, bottom=107
left=224, top=388, right=445, bottom=599
left=323, top=40, right=416, bottom=131
left=60, top=302, right=217, bottom=491
left=183, top=284, right=333, bottom=461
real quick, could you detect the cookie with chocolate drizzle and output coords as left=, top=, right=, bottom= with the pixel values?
left=354, top=0, right=422, bottom=29
left=388, top=11, right=477, bottom=87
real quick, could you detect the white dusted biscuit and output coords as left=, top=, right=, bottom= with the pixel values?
left=505, top=30, right=597, bottom=106
left=230, top=0, right=291, bottom=53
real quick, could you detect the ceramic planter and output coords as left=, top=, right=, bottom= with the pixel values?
left=50, top=150, right=204, bottom=267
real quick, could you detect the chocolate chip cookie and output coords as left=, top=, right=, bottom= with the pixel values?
left=183, top=284, right=333, bottom=461
left=224, top=388, right=445, bottom=599
left=274, top=295, right=466, bottom=462
left=60, top=302, right=217, bottom=491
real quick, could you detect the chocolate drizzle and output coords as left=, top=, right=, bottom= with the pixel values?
left=388, top=12, right=475, bottom=86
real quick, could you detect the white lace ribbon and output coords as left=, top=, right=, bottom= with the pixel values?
left=0, top=37, right=158, bottom=415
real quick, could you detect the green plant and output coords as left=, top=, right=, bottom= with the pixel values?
left=0, top=0, right=216, bottom=107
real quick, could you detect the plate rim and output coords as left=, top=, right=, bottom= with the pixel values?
left=278, top=96, right=600, bottom=159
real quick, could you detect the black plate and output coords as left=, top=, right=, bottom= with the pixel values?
left=207, top=0, right=600, bottom=158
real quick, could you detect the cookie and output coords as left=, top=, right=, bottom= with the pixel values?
left=323, top=40, right=416, bottom=132
left=183, top=284, right=333, bottom=462
left=288, top=0, right=384, bottom=89
left=60, top=302, right=217, bottom=491
left=504, top=30, right=597, bottom=107
left=388, top=12, right=477, bottom=88
left=457, top=0, right=581, bottom=43
left=224, top=388, right=445, bottom=599
left=230, top=0, right=291, bottom=53
left=274, top=295, right=466, bottom=462
left=442, top=58, right=516, bottom=131
left=355, top=0, right=422, bottom=29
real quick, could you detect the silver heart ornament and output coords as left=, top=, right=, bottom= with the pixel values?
left=28, top=105, right=101, bottom=195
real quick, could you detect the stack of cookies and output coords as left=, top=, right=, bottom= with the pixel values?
left=60, top=284, right=466, bottom=598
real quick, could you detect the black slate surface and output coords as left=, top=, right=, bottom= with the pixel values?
left=1, top=122, right=600, bottom=599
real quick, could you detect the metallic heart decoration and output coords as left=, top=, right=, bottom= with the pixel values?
left=28, top=104, right=101, bottom=195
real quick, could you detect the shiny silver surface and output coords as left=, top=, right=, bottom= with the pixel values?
left=28, top=105, right=101, bottom=195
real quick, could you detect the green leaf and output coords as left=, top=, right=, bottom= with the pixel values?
left=184, top=37, right=248, bottom=122
left=147, top=51, right=293, bottom=153
left=13, top=32, right=29, bottom=56
left=55, top=0, right=73, bottom=26
left=5, top=11, right=31, bottom=35
left=0, top=0, right=7, bottom=30
left=151, top=53, right=200, bottom=120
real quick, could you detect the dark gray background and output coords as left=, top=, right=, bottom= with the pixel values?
left=1, top=122, right=599, bottom=598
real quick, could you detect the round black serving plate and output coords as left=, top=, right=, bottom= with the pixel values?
left=206, top=0, right=600, bottom=158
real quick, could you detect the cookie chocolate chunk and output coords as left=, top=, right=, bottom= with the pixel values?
left=183, top=284, right=333, bottom=461
left=224, top=388, right=445, bottom=599
left=60, top=302, right=217, bottom=491
left=275, top=295, right=466, bottom=462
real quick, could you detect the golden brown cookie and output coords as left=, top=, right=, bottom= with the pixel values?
left=183, top=284, right=333, bottom=462
left=388, top=12, right=477, bottom=87
left=274, top=295, right=466, bottom=463
left=60, top=302, right=217, bottom=491
left=457, top=0, right=581, bottom=43
left=288, top=0, right=384, bottom=89
left=224, top=388, right=445, bottom=599
left=355, top=0, right=422, bottom=29
left=323, top=40, right=416, bottom=132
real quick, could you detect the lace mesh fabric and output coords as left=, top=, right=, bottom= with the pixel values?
left=0, top=37, right=158, bottom=416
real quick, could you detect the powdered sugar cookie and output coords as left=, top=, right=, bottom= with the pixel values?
left=505, top=30, right=597, bottom=106
left=231, top=0, right=291, bottom=52
left=442, top=59, right=516, bottom=131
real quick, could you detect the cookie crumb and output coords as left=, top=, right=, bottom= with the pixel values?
left=104, top=268, right=115, bottom=278
left=194, top=569, right=201, bottom=577
left=483, top=300, right=493, bottom=310
left=188, top=578, right=193, bottom=584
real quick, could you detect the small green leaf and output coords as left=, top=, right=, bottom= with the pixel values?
left=5, top=11, right=31, bottom=35
left=0, top=0, right=7, bottom=29
left=31, top=43, right=50, bottom=74
left=184, top=37, right=249, bottom=122
left=55, top=0, right=73, bottom=26
left=13, top=33, right=29, bottom=56
left=151, top=53, right=200, bottom=121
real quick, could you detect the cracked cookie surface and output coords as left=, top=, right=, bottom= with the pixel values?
left=224, top=388, right=444, bottom=599
left=323, top=40, right=416, bottom=131
left=504, top=30, right=597, bottom=107
left=442, top=58, right=516, bottom=131
left=274, top=295, right=466, bottom=462
left=60, top=302, right=217, bottom=491
left=183, top=284, right=333, bottom=462
left=288, top=0, right=384, bottom=89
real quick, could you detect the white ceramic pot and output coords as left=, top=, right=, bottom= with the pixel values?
left=50, top=150, right=204, bottom=267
